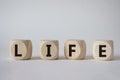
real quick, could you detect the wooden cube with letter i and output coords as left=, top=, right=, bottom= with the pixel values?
left=93, top=40, right=114, bottom=61
left=10, top=40, right=32, bottom=60
left=40, top=40, right=59, bottom=60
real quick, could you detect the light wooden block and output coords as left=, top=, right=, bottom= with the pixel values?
left=40, top=40, right=59, bottom=60
left=10, top=40, right=32, bottom=60
left=64, top=40, right=86, bottom=60
left=93, top=40, right=114, bottom=61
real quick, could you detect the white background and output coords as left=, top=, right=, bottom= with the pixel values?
left=0, top=0, right=120, bottom=80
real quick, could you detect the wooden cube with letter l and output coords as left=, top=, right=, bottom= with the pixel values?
left=40, top=40, right=59, bottom=60
left=10, top=40, right=32, bottom=60
left=93, top=40, right=114, bottom=61
left=64, top=40, right=86, bottom=60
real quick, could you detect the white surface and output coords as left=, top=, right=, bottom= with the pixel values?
left=0, top=0, right=120, bottom=80
left=1, top=56, right=120, bottom=80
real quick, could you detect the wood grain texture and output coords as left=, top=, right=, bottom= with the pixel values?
left=10, top=40, right=32, bottom=60
left=93, top=40, right=114, bottom=61
left=64, top=40, right=86, bottom=60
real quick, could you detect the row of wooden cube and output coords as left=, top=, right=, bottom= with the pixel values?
left=10, top=40, right=113, bottom=61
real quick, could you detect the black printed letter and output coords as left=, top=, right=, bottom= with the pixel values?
left=15, top=44, right=22, bottom=56
left=99, top=45, right=106, bottom=57
left=46, top=45, right=51, bottom=57
left=69, top=45, right=76, bottom=57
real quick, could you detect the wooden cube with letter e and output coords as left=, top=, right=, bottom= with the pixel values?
left=93, top=40, right=114, bottom=61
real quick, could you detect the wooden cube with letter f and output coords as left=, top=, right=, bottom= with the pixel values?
left=64, top=40, right=86, bottom=60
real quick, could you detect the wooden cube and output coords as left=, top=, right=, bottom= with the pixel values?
left=64, top=40, right=86, bottom=60
left=10, top=40, right=32, bottom=60
left=40, top=40, right=59, bottom=60
left=93, top=40, right=114, bottom=61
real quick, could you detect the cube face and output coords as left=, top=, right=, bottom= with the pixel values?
left=93, top=40, right=113, bottom=61
left=10, top=40, right=32, bottom=60
left=64, top=40, right=86, bottom=60
left=40, top=40, right=59, bottom=60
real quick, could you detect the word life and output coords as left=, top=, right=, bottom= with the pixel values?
left=10, top=40, right=113, bottom=61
